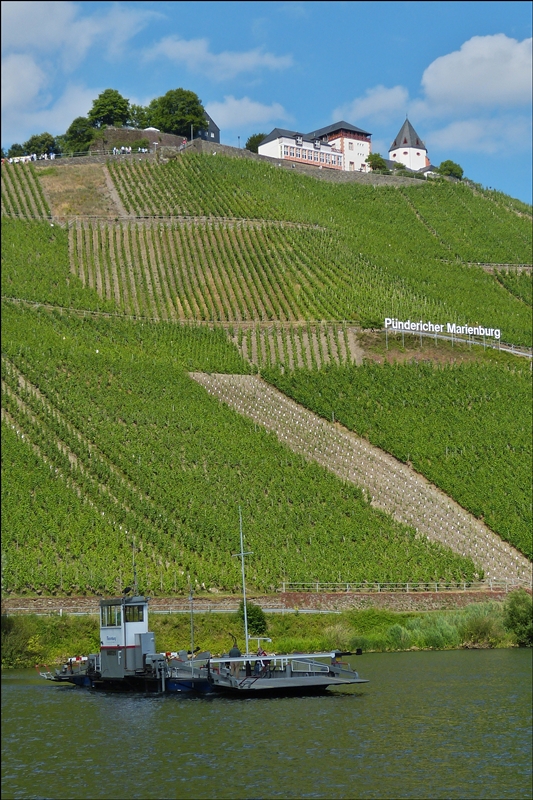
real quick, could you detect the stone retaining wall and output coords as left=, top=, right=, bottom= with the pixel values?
left=2, top=589, right=521, bottom=616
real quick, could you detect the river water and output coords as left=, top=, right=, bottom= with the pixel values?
left=2, top=649, right=531, bottom=800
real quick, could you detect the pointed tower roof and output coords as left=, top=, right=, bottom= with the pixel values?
left=389, top=119, right=426, bottom=152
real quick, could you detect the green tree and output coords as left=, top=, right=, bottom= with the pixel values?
left=22, top=132, right=59, bottom=157
left=366, top=153, right=388, bottom=172
left=148, top=88, right=206, bottom=138
left=128, top=104, right=150, bottom=130
left=63, top=117, right=95, bottom=154
left=7, top=143, right=25, bottom=158
left=245, top=133, right=267, bottom=153
left=503, top=589, right=533, bottom=646
left=437, top=160, right=464, bottom=180
left=238, top=600, right=268, bottom=636
left=391, top=161, right=406, bottom=171
left=88, top=89, right=130, bottom=129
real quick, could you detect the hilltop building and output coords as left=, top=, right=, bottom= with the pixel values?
left=258, top=121, right=372, bottom=172
left=196, top=112, right=220, bottom=144
left=388, top=119, right=430, bottom=172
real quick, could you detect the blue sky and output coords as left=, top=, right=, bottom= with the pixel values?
left=2, top=1, right=532, bottom=202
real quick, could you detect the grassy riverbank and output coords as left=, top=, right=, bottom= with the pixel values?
left=2, top=592, right=531, bottom=669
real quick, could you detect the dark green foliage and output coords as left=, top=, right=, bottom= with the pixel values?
left=128, top=103, right=150, bottom=129
left=437, top=160, right=464, bottom=179
left=7, top=143, right=25, bottom=158
left=366, top=153, right=388, bottom=172
left=245, top=133, right=267, bottom=153
left=88, top=89, right=130, bottom=128
left=148, top=88, right=206, bottom=137
left=22, top=132, right=59, bottom=157
left=503, top=589, right=533, bottom=645
left=62, top=116, right=95, bottom=154
left=239, top=600, right=268, bottom=635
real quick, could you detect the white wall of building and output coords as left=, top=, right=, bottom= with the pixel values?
left=389, top=146, right=427, bottom=171
left=329, top=135, right=371, bottom=172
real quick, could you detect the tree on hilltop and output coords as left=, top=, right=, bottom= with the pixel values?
left=366, top=153, right=389, bottom=172
left=148, top=88, right=206, bottom=138
left=62, top=116, right=95, bottom=154
left=245, top=133, right=267, bottom=153
left=88, top=89, right=130, bottom=128
left=128, top=103, right=150, bottom=130
left=23, top=132, right=59, bottom=157
left=7, top=143, right=25, bottom=158
left=437, top=160, right=464, bottom=180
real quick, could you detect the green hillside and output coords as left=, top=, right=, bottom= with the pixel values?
left=1, top=154, right=531, bottom=596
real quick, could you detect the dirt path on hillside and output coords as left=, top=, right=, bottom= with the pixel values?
left=102, top=164, right=129, bottom=218
left=190, top=373, right=531, bottom=586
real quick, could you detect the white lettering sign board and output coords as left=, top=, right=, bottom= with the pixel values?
left=384, top=318, right=501, bottom=340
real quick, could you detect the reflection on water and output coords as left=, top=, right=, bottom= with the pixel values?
left=2, top=649, right=532, bottom=799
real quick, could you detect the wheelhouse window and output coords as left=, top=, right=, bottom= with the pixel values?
left=101, top=605, right=121, bottom=627
left=125, top=605, right=144, bottom=623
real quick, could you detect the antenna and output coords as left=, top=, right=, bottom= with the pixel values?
left=132, top=534, right=138, bottom=596
left=232, top=506, right=252, bottom=656
left=188, top=580, right=194, bottom=656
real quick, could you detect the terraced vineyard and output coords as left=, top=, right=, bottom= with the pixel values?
left=191, top=372, right=531, bottom=584
left=264, top=361, right=532, bottom=559
left=2, top=303, right=484, bottom=594
left=401, top=182, right=532, bottom=264
left=1, top=163, right=51, bottom=219
left=1, top=152, right=532, bottom=597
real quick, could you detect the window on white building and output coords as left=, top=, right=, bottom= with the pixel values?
left=348, top=141, right=353, bottom=151
left=349, top=161, right=354, bottom=171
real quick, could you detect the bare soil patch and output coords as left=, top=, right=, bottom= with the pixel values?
left=35, top=163, right=120, bottom=218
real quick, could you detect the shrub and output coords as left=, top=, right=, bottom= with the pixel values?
left=238, top=600, right=268, bottom=636
left=503, top=590, right=533, bottom=646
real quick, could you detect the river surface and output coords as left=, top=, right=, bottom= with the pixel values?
left=2, top=649, right=532, bottom=800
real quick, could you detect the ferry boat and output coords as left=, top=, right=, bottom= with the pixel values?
left=40, top=511, right=368, bottom=695
left=39, top=593, right=368, bottom=695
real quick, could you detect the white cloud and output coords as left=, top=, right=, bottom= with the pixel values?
left=336, top=35, right=531, bottom=129
left=427, top=115, right=532, bottom=154
left=2, top=83, right=97, bottom=144
left=205, top=96, right=290, bottom=130
left=421, top=34, right=532, bottom=112
left=1, top=1, right=159, bottom=70
left=1, top=54, right=47, bottom=112
left=333, top=85, right=409, bottom=125
left=144, top=36, right=293, bottom=81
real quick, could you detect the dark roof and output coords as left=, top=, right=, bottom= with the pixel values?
left=307, top=120, right=372, bottom=138
left=259, top=128, right=332, bottom=148
left=389, top=119, right=426, bottom=151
